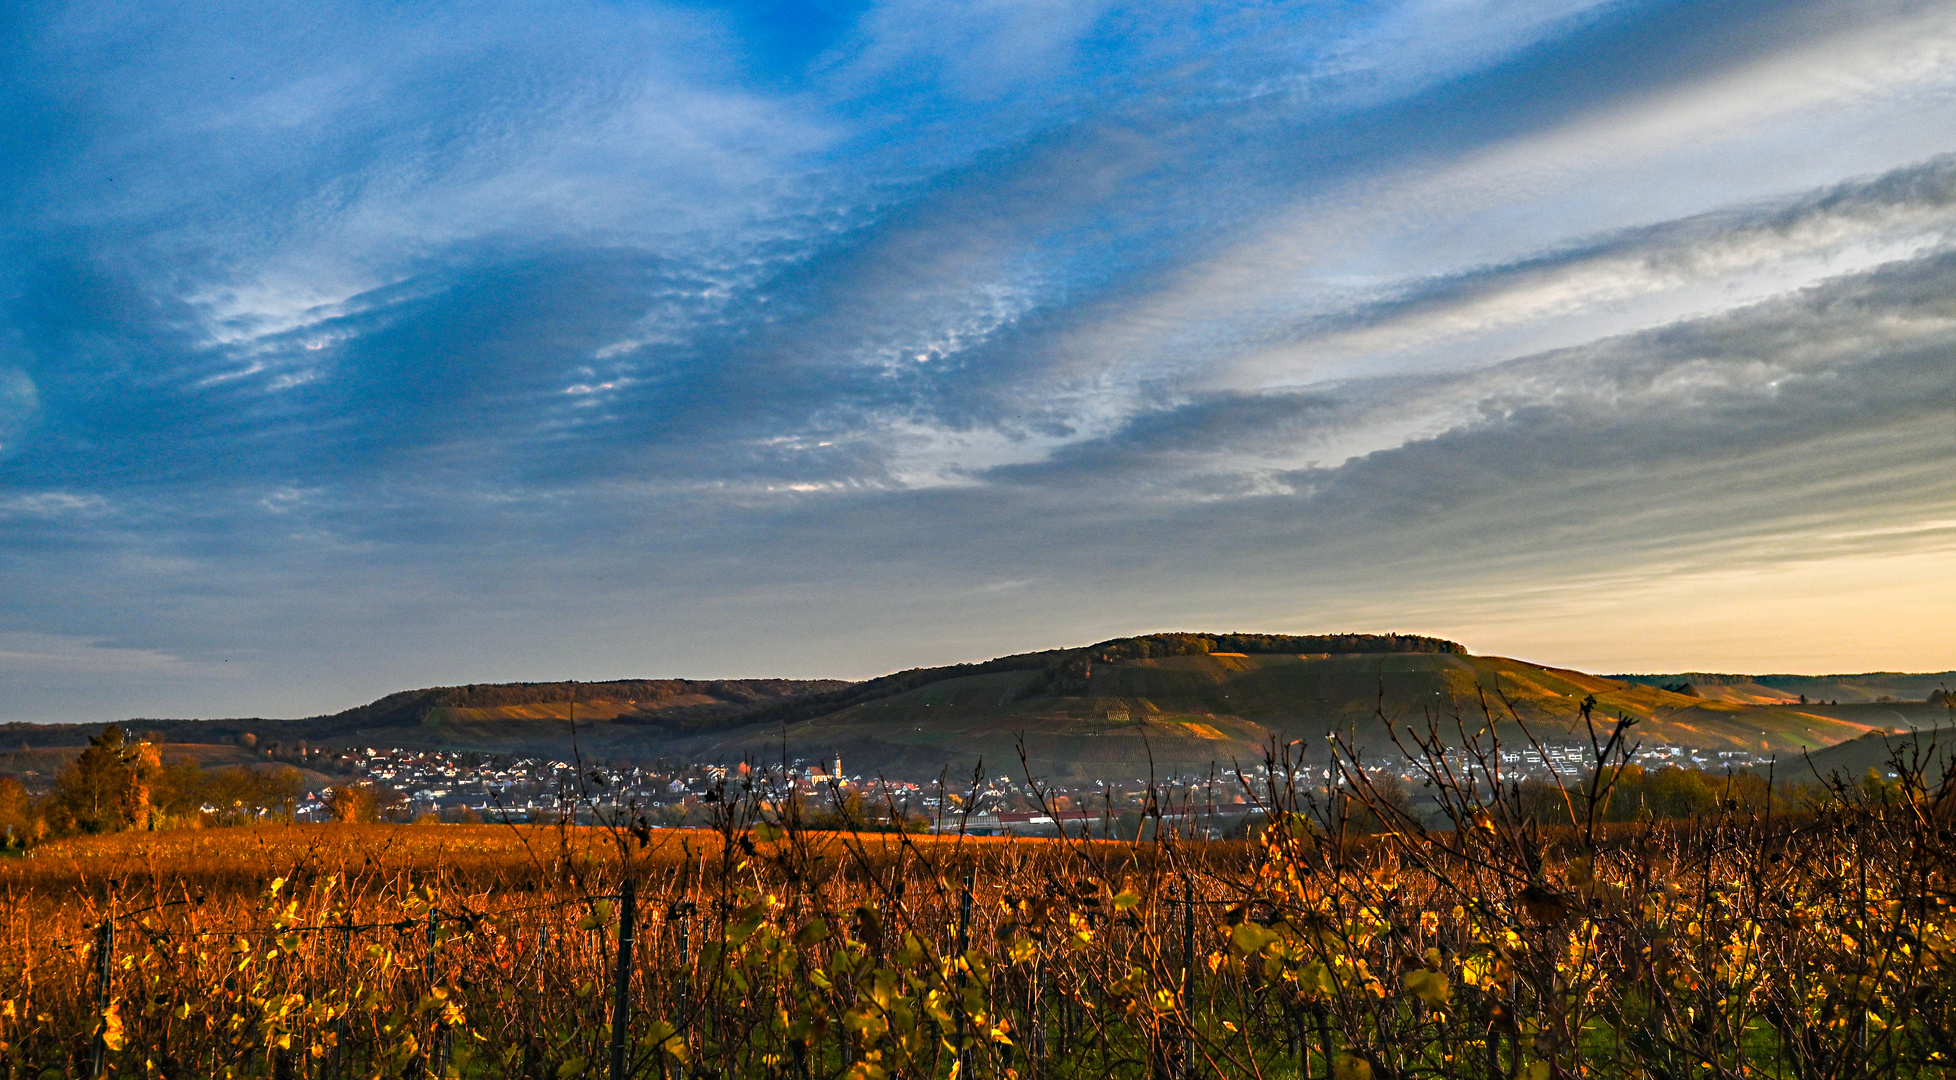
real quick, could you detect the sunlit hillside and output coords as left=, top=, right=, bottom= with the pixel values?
left=691, top=646, right=1907, bottom=779
left=1610, top=670, right=1956, bottom=704
left=6, top=636, right=1941, bottom=783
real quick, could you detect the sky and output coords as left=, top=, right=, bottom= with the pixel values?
left=2, top=0, right=1953, bottom=723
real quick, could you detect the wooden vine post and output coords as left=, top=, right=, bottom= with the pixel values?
left=1180, top=876, right=1196, bottom=1080
left=89, top=917, right=113, bottom=1078
left=956, top=873, right=973, bottom=1078
left=610, top=877, right=638, bottom=1080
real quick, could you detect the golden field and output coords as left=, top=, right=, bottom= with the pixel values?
left=3, top=737, right=1953, bottom=1080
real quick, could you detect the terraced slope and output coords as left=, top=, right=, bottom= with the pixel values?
left=692, top=647, right=1900, bottom=780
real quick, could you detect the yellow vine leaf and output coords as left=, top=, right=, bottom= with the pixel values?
left=1231, top=922, right=1279, bottom=955
left=1404, top=969, right=1451, bottom=1008
left=1333, top=1054, right=1372, bottom=1080
left=99, top=1006, right=125, bottom=1051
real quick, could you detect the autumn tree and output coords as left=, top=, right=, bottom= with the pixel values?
left=47, top=726, right=160, bottom=834
left=0, top=776, right=30, bottom=847
left=323, top=780, right=399, bottom=823
left=198, top=766, right=304, bottom=824
left=124, top=740, right=163, bottom=829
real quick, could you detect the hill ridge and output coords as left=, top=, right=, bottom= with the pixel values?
left=328, top=677, right=852, bottom=730
left=1609, top=670, right=1955, bottom=705
left=6, top=635, right=1948, bottom=780
left=712, top=631, right=1466, bottom=732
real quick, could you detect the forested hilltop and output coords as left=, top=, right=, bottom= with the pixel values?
left=0, top=677, right=848, bottom=755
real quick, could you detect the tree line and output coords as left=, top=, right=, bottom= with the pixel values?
left=1026, top=631, right=1465, bottom=697
left=0, top=726, right=309, bottom=846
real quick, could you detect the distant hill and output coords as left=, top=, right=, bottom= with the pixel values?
left=0, top=678, right=848, bottom=757
left=1610, top=671, right=1956, bottom=705
left=328, top=678, right=850, bottom=734
left=0, top=741, right=337, bottom=796
left=679, top=634, right=1927, bottom=779
left=708, top=632, right=1463, bottom=731
left=5, top=635, right=1947, bottom=780
left=1795, top=725, right=1956, bottom=784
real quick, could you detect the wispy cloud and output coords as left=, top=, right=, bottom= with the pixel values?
left=2, top=0, right=1952, bottom=721
left=0, top=631, right=219, bottom=678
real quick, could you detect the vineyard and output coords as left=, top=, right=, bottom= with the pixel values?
left=3, top=720, right=1954, bottom=1080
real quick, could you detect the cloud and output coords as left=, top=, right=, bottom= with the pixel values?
left=0, top=631, right=224, bottom=678
left=0, top=491, right=107, bottom=518
left=1, top=0, right=1952, bottom=721
left=0, top=365, right=37, bottom=459
left=1223, top=156, right=1956, bottom=385
left=1003, top=0, right=1956, bottom=405
left=990, top=245, right=1956, bottom=521
left=828, top=0, right=1117, bottom=103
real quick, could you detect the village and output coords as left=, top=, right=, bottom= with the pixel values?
left=288, top=739, right=1784, bottom=835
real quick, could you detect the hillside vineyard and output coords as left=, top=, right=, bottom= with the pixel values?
left=4, top=715, right=1954, bottom=1079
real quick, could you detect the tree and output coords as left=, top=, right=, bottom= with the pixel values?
left=123, top=740, right=163, bottom=829
left=48, top=726, right=159, bottom=834
left=323, top=780, right=400, bottom=823
left=0, top=776, right=30, bottom=847
left=151, top=755, right=212, bottom=821
left=199, top=766, right=303, bottom=824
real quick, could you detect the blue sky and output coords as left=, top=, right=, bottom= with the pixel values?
left=2, top=0, right=1953, bottom=722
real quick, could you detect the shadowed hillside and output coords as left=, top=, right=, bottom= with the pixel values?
left=330, top=678, right=850, bottom=735
left=1795, top=723, right=1956, bottom=785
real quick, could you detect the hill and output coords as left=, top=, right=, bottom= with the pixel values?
left=0, top=740, right=344, bottom=798
left=5, top=634, right=1946, bottom=780
left=319, top=678, right=850, bottom=749
left=1793, top=724, right=1956, bottom=785
left=0, top=677, right=848, bottom=758
left=1609, top=670, right=1956, bottom=705
left=676, top=634, right=1930, bottom=779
